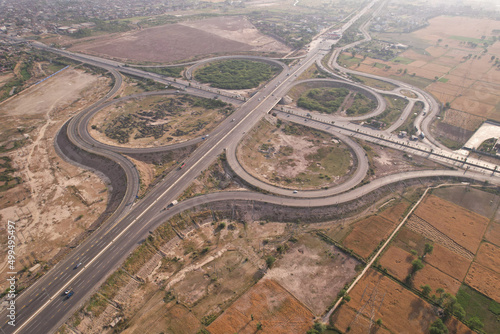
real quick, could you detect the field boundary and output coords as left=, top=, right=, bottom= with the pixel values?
left=322, top=183, right=470, bottom=322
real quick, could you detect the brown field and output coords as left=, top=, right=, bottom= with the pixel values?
left=424, top=243, right=471, bottom=281
left=330, top=305, right=392, bottom=334
left=446, top=317, right=474, bottom=334
left=265, top=233, right=360, bottom=315
left=207, top=279, right=314, bottom=334
left=474, top=242, right=500, bottom=274
left=343, top=215, right=396, bottom=259
left=378, top=201, right=410, bottom=223
left=414, top=195, right=489, bottom=254
left=485, top=221, right=500, bottom=247
left=413, top=263, right=462, bottom=295
left=465, top=262, right=500, bottom=303
left=71, top=16, right=290, bottom=63
left=331, top=269, right=437, bottom=334
left=379, top=246, right=413, bottom=281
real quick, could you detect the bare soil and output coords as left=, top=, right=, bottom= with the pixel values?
left=0, top=68, right=111, bottom=291
left=70, top=16, right=290, bottom=64
left=238, top=117, right=354, bottom=190
left=265, top=233, right=360, bottom=316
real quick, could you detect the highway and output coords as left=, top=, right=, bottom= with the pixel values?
left=2, top=0, right=500, bottom=332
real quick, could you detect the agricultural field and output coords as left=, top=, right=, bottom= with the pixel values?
left=194, top=59, right=280, bottom=89
left=237, top=117, right=354, bottom=190
left=89, top=94, right=234, bottom=147
left=70, top=16, right=291, bottom=64
left=339, top=15, right=500, bottom=148
left=339, top=185, right=500, bottom=334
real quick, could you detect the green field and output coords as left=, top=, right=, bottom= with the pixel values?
left=391, top=56, right=415, bottom=65
left=194, top=59, right=280, bottom=89
left=456, top=284, right=500, bottom=334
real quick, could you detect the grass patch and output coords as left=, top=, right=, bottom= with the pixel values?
left=338, top=54, right=362, bottom=67
left=456, top=284, right=500, bottom=334
left=135, top=66, right=185, bottom=78
left=391, top=56, right=415, bottom=65
left=436, top=134, right=463, bottom=150
left=194, top=59, right=280, bottom=89
left=372, top=95, right=408, bottom=128
left=351, top=74, right=397, bottom=91
left=389, top=73, right=433, bottom=89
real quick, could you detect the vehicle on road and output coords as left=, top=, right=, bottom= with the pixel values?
left=166, top=200, right=178, bottom=210
left=74, top=263, right=82, bottom=269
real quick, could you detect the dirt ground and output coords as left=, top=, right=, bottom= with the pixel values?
left=207, top=279, right=314, bottom=334
left=465, top=262, right=500, bottom=303
left=414, top=195, right=490, bottom=254
left=0, top=68, right=111, bottom=291
left=238, top=117, right=354, bottom=190
left=343, top=215, right=396, bottom=259
left=331, top=269, right=438, bottom=334
left=70, top=16, right=290, bottom=64
left=265, top=233, right=360, bottom=316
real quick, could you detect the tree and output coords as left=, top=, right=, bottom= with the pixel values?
left=424, top=243, right=434, bottom=255
left=421, top=284, right=432, bottom=297
left=468, top=316, right=484, bottom=331
left=266, top=256, right=276, bottom=268
left=429, top=319, right=448, bottom=334
left=412, top=259, right=424, bottom=272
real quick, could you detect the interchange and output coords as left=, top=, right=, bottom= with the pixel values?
left=3, top=1, right=500, bottom=333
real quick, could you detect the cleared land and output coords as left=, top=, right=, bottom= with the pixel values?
left=238, top=118, right=354, bottom=190
left=0, top=68, right=111, bottom=293
left=71, top=16, right=290, bottom=63
left=265, top=233, right=360, bottom=316
left=207, top=279, right=314, bottom=334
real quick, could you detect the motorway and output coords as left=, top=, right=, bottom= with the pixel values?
left=2, top=0, right=500, bottom=333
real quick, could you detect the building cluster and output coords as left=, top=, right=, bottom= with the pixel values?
left=0, top=0, right=201, bottom=37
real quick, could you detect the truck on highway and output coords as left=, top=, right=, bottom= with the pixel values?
left=166, top=200, right=178, bottom=210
